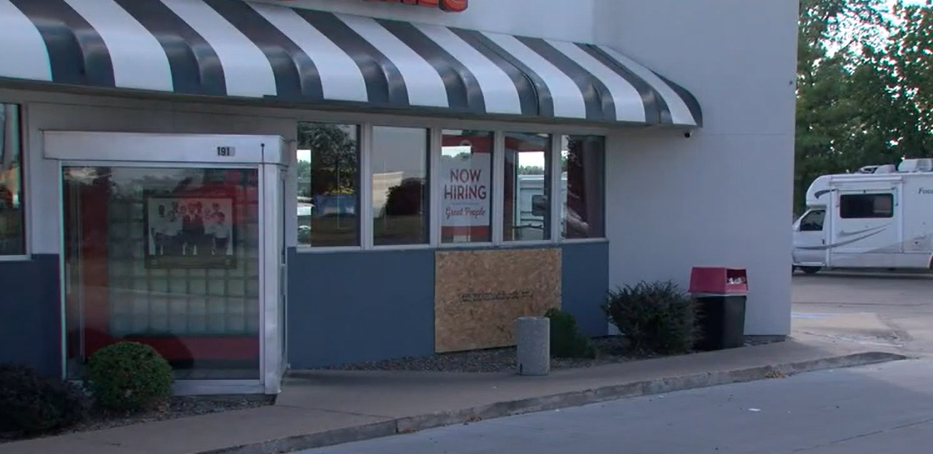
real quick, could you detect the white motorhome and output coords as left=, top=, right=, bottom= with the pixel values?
left=793, top=158, right=933, bottom=274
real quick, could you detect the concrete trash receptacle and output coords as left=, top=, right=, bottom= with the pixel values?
left=515, top=316, right=550, bottom=376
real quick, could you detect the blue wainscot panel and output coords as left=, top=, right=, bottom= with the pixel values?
left=0, top=255, right=61, bottom=376
left=286, top=248, right=436, bottom=369
left=561, top=241, right=610, bottom=337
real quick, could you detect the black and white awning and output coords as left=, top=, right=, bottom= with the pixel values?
left=0, top=0, right=702, bottom=127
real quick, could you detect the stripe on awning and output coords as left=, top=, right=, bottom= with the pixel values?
left=0, top=0, right=702, bottom=127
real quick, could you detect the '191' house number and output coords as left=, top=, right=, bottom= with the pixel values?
left=217, top=146, right=236, bottom=157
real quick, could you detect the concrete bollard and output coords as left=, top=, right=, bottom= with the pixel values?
left=515, top=316, right=550, bottom=376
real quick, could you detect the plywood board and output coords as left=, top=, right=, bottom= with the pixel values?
left=435, top=248, right=561, bottom=353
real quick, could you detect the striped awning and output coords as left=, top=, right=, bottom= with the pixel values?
left=0, top=0, right=702, bottom=127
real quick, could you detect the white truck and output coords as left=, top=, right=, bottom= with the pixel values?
left=792, top=158, right=933, bottom=274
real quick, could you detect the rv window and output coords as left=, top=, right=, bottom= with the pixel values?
left=800, top=210, right=825, bottom=231
left=839, top=194, right=893, bottom=219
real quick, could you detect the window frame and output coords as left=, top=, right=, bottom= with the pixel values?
left=499, top=131, right=555, bottom=246
left=369, top=124, right=432, bottom=250
left=558, top=134, right=607, bottom=242
left=436, top=128, right=496, bottom=249
left=0, top=102, right=29, bottom=261
left=294, top=121, right=364, bottom=252
left=839, top=193, right=894, bottom=219
left=295, top=119, right=608, bottom=254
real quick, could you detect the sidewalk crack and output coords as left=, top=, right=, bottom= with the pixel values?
left=788, top=416, right=933, bottom=452
left=275, top=404, right=393, bottom=420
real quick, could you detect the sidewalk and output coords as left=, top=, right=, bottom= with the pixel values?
left=0, top=338, right=907, bottom=454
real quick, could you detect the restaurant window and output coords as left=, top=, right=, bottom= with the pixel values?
left=296, top=122, right=361, bottom=248
left=371, top=126, right=430, bottom=246
left=503, top=133, right=551, bottom=242
left=440, top=130, right=493, bottom=244
left=561, top=135, right=606, bottom=239
left=0, top=104, right=25, bottom=256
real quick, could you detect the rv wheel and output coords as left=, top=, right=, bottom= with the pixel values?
left=800, top=266, right=821, bottom=275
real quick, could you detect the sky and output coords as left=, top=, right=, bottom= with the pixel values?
left=823, top=0, right=928, bottom=56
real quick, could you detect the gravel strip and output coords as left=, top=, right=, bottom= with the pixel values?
left=71, top=395, right=275, bottom=433
left=324, top=337, right=636, bottom=373
left=0, top=395, right=274, bottom=444
left=323, top=336, right=785, bottom=373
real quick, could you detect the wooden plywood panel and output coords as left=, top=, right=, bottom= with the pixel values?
left=435, top=248, right=561, bottom=353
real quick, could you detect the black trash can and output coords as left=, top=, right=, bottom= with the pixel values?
left=689, top=267, right=748, bottom=351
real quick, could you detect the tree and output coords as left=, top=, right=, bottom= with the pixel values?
left=384, top=178, right=426, bottom=217
left=873, top=2, right=933, bottom=156
left=518, top=165, right=544, bottom=175
left=296, top=123, right=358, bottom=198
left=793, top=0, right=933, bottom=214
left=793, top=0, right=893, bottom=213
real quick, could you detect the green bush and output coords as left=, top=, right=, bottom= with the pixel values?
left=602, top=280, right=701, bottom=355
left=544, top=308, right=597, bottom=358
left=0, top=364, right=89, bottom=436
left=85, top=342, right=173, bottom=413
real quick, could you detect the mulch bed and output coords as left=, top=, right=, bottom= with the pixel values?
left=322, top=335, right=785, bottom=374
left=0, top=395, right=274, bottom=445
left=321, top=337, right=636, bottom=373
left=2, top=335, right=783, bottom=444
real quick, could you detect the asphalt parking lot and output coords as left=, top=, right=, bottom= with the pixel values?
left=792, top=271, right=933, bottom=356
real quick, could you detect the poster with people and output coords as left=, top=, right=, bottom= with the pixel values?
left=144, top=196, right=236, bottom=269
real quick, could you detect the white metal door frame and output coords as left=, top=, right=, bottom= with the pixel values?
left=47, top=131, right=287, bottom=396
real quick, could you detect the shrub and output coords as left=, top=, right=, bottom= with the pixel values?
left=0, top=364, right=88, bottom=436
left=544, top=308, right=597, bottom=358
left=602, top=280, right=701, bottom=355
left=85, top=342, right=173, bottom=413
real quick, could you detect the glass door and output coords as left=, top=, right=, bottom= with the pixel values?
left=62, top=165, right=262, bottom=381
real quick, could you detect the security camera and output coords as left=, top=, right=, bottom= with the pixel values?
left=683, top=131, right=692, bottom=139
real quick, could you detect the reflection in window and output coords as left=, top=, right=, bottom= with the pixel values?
left=296, top=123, right=361, bottom=248
left=441, top=130, right=493, bottom=244
left=0, top=104, right=24, bottom=256
left=504, top=133, right=551, bottom=242
left=799, top=210, right=825, bottom=232
left=839, top=194, right=893, bottom=219
left=371, top=126, right=429, bottom=246
left=62, top=166, right=262, bottom=380
left=561, top=135, right=605, bottom=239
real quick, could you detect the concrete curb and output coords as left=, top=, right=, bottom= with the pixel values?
left=203, top=351, right=906, bottom=454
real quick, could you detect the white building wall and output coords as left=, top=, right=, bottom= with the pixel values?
left=596, top=0, right=799, bottom=335
left=8, top=0, right=797, bottom=335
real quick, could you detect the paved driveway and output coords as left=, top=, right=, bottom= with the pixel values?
left=298, top=359, right=933, bottom=454
left=792, top=271, right=933, bottom=356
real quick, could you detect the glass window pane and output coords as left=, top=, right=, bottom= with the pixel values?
left=504, top=133, right=551, bottom=242
left=840, top=194, right=894, bottom=219
left=297, top=123, right=361, bottom=248
left=561, top=135, right=606, bottom=239
left=0, top=104, right=25, bottom=255
left=441, top=130, right=493, bottom=244
left=63, top=167, right=261, bottom=380
left=371, top=126, right=429, bottom=246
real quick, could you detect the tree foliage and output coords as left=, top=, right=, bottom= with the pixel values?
left=297, top=123, right=359, bottom=198
left=794, top=0, right=933, bottom=214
